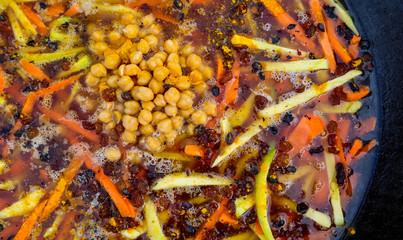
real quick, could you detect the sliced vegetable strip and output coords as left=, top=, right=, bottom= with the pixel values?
left=6, top=7, right=27, bottom=44
left=345, top=85, right=370, bottom=101
left=152, top=172, right=232, bottom=190
left=255, top=146, right=276, bottom=240
left=195, top=199, right=231, bottom=240
left=144, top=200, right=167, bottom=240
left=9, top=1, right=37, bottom=36
left=22, top=47, right=86, bottom=63
left=121, top=224, right=147, bottom=239
left=20, top=4, right=48, bottom=35
left=323, top=14, right=352, bottom=63
left=184, top=145, right=205, bottom=158
left=260, top=59, right=329, bottom=72
left=13, top=201, right=47, bottom=240
left=19, top=58, right=50, bottom=82
left=0, top=66, right=6, bottom=94
left=0, top=188, right=45, bottom=219
left=323, top=0, right=359, bottom=35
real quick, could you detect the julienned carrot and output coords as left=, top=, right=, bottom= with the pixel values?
left=13, top=201, right=47, bottom=240
left=151, top=8, right=177, bottom=23
left=288, top=115, right=325, bottom=157
left=348, top=35, right=361, bottom=59
left=45, top=3, right=65, bottom=17
left=127, top=0, right=163, bottom=8
left=20, top=4, right=48, bottom=36
left=195, top=199, right=230, bottom=240
left=323, top=13, right=352, bottom=63
left=335, top=129, right=347, bottom=170
left=260, top=0, right=318, bottom=53
left=64, top=5, right=81, bottom=17
left=345, top=85, right=370, bottom=101
left=34, top=74, right=83, bottom=98
left=216, top=58, right=225, bottom=84
left=38, top=105, right=99, bottom=142
left=54, top=210, right=75, bottom=240
left=0, top=66, right=5, bottom=94
left=184, top=145, right=205, bottom=158
left=82, top=155, right=136, bottom=218
left=218, top=211, right=237, bottom=225
left=354, top=139, right=377, bottom=160
left=39, top=157, right=83, bottom=221
left=20, top=58, right=50, bottom=82
left=345, top=139, right=363, bottom=165
left=310, top=0, right=336, bottom=72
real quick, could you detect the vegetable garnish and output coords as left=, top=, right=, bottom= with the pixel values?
left=0, top=1, right=378, bottom=239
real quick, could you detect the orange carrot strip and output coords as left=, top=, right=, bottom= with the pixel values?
left=127, top=0, right=162, bottom=8
left=354, top=139, right=377, bottom=160
left=254, top=220, right=264, bottom=235
left=14, top=201, right=47, bottom=240
left=223, top=67, right=240, bottom=105
left=195, top=199, right=230, bottom=240
left=185, top=145, right=205, bottom=158
left=45, top=3, right=65, bottom=17
left=34, top=74, right=83, bottom=98
left=310, top=0, right=336, bottom=72
left=152, top=8, right=177, bottom=23
left=20, top=4, right=48, bottom=36
left=335, top=129, right=347, bottom=169
left=348, top=35, right=361, bottom=59
left=39, top=157, right=83, bottom=221
left=0, top=66, right=6, bottom=94
left=345, top=85, right=370, bottom=101
left=260, top=0, right=318, bottom=53
left=288, top=115, right=325, bottom=157
left=345, top=139, right=363, bottom=165
left=216, top=58, right=225, bottom=86
left=218, top=211, right=237, bottom=225
left=38, top=105, right=99, bottom=142
left=64, top=5, right=81, bottom=17
left=54, top=210, right=75, bottom=240
left=323, top=14, right=352, bottom=63
left=20, top=58, right=50, bottom=82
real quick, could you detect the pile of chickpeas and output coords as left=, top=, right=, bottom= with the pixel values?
left=85, top=12, right=217, bottom=154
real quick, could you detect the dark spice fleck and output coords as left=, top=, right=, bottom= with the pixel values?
left=178, top=12, right=185, bottom=21
left=347, top=166, right=354, bottom=177
left=348, top=81, right=360, bottom=92
left=282, top=112, right=294, bottom=125
left=306, top=25, right=316, bottom=38
left=40, top=152, right=49, bottom=162
left=309, top=52, right=316, bottom=59
left=324, top=5, right=337, bottom=18
left=186, top=225, right=196, bottom=234
left=285, top=166, right=296, bottom=173
left=269, top=126, right=278, bottom=135
left=255, top=95, right=268, bottom=110
left=77, top=173, right=88, bottom=185
left=287, top=24, right=296, bottom=30
left=212, top=85, right=220, bottom=97
left=225, top=133, right=234, bottom=145
left=0, top=15, right=6, bottom=22
left=174, top=0, right=184, bottom=9
left=267, top=174, right=279, bottom=183
left=276, top=218, right=285, bottom=227
left=251, top=62, right=263, bottom=73
left=26, top=40, right=35, bottom=46
left=0, top=223, right=3, bottom=232
left=14, top=130, right=24, bottom=138
left=102, top=88, right=117, bottom=102
left=296, top=202, right=309, bottom=214
left=309, top=146, right=324, bottom=155
left=42, top=37, right=50, bottom=44
left=317, top=23, right=325, bottom=32
left=258, top=71, right=265, bottom=80
left=39, top=2, right=47, bottom=9
left=336, top=162, right=346, bottom=185
left=359, top=39, right=370, bottom=50
left=86, top=169, right=95, bottom=178
left=336, top=25, right=344, bottom=37
left=271, top=36, right=280, bottom=44
left=121, top=91, right=133, bottom=101
left=48, top=42, right=58, bottom=51
left=10, top=53, right=18, bottom=60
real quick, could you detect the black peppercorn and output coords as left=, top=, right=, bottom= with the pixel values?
left=26, top=40, right=35, bottom=46
left=359, top=39, right=370, bottom=50
left=251, top=62, right=263, bottom=73
left=174, top=0, right=184, bottom=10
left=0, top=15, right=6, bottom=22
left=296, top=202, right=309, bottom=214
left=212, top=85, right=220, bottom=97
left=269, top=126, right=278, bottom=135
left=287, top=24, right=296, bottom=30
left=48, top=42, right=58, bottom=51
left=258, top=71, right=265, bottom=80
left=317, top=23, right=325, bottom=32
left=282, top=112, right=294, bottom=125
left=39, top=2, right=47, bottom=9
left=86, top=169, right=95, bottom=178
left=225, top=133, right=234, bottom=145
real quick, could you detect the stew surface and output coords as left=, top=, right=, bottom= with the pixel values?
left=0, top=0, right=378, bottom=239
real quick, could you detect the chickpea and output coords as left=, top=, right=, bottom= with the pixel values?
left=157, top=118, right=173, bottom=134
left=164, top=87, right=180, bottom=105
left=130, top=51, right=143, bottom=65
left=85, top=73, right=99, bottom=87
left=203, top=101, right=217, bottom=116
left=112, top=111, right=122, bottom=124
left=92, top=42, right=109, bottom=54
left=165, top=130, right=177, bottom=143
left=141, top=101, right=154, bottom=112
left=164, top=39, right=179, bottom=53
left=104, top=53, right=121, bottom=70
left=153, top=66, right=170, bottom=82
left=153, top=94, right=166, bottom=107
left=186, top=54, right=202, bottom=70
left=165, top=104, right=178, bottom=117
left=102, top=101, right=114, bottom=110
left=125, top=64, right=140, bottom=76
left=138, top=109, right=153, bottom=125
left=99, top=81, right=109, bottom=92
left=92, top=30, right=104, bottom=42
left=145, top=35, right=159, bottom=49
left=107, top=75, right=119, bottom=88
left=194, top=82, right=208, bottom=95
left=122, top=130, right=137, bottom=143
left=167, top=62, right=182, bottom=77
left=189, top=70, right=203, bottom=85
left=118, top=64, right=126, bottom=76
left=137, top=70, right=153, bottom=85
left=115, top=103, right=124, bottom=112
left=149, top=79, right=164, bottom=94
left=142, top=14, right=155, bottom=28
left=137, top=39, right=150, bottom=54
left=181, top=44, right=194, bottom=56
left=122, top=115, right=139, bottom=132
left=148, top=23, right=161, bottom=35
left=121, top=13, right=135, bottom=25
left=139, top=59, right=148, bottom=70
left=177, top=94, right=193, bottom=109
left=134, top=86, right=154, bottom=101
left=182, top=90, right=196, bottom=98
left=202, top=66, right=214, bottom=79
left=146, top=136, right=161, bottom=152
left=187, top=123, right=194, bottom=135
left=108, top=30, right=122, bottom=43
left=179, top=56, right=187, bottom=68
left=154, top=52, right=168, bottom=63
left=167, top=53, right=179, bottom=64
left=179, top=108, right=194, bottom=118
left=105, top=121, right=116, bottom=131
left=171, top=116, right=183, bottom=130
left=118, top=76, right=134, bottom=92
left=124, top=100, right=141, bottom=115
left=191, top=110, right=208, bottom=125
left=116, top=89, right=124, bottom=102
left=98, top=110, right=112, bottom=123
left=105, top=147, right=121, bottom=161
left=152, top=111, right=168, bottom=125
left=147, top=57, right=163, bottom=71
left=175, top=76, right=190, bottom=90
left=123, top=24, right=139, bottom=39
left=138, top=28, right=147, bottom=38
left=139, top=124, right=154, bottom=135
